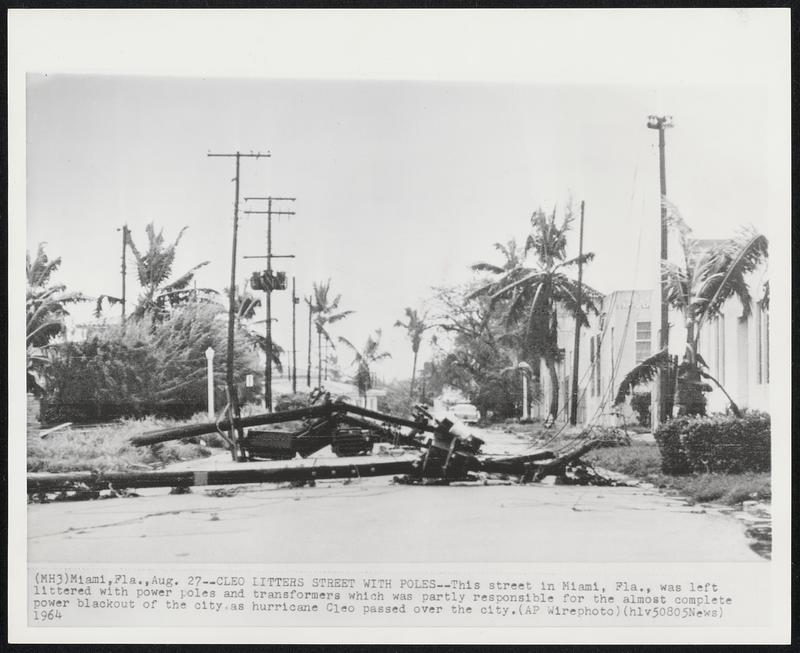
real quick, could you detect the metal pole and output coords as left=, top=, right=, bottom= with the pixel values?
left=292, top=276, right=298, bottom=394
left=569, top=200, right=585, bottom=425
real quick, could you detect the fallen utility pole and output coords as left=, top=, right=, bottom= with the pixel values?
left=243, top=195, right=296, bottom=411
left=569, top=200, right=586, bottom=426
left=130, top=403, right=333, bottom=447
left=208, top=150, right=270, bottom=458
left=647, top=115, right=674, bottom=424
left=31, top=401, right=607, bottom=494
left=27, top=459, right=418, bottom=494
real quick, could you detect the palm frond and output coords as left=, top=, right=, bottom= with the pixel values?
left=695, top=230, right=768, bottom=329
left=466, top=279, right=501, bottom=301
left=613, top=349, right=672, bottom=405
left=326, top=309, right=355, bottom=324
left=661, top=260, right=690, bottom=312
left=662, top=196, right=692, bottom=237
left=95, top=294, right=123, bottom=318
left=471, top=262, right=506, bottom=274
left=488, top=269, right=544, bottom=301
left=557, top=251, right=595, bottom=270
left=161, top=261, right=210, bottom=292
left=27, top=244, right=63, bottom=288
left=337, top=335, right=360, bottom=359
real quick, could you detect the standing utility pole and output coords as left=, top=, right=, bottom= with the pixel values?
left=119, top=224, right=129, bottom=321
left=647, top=115, right=674, bottom=424
left=292, top=276, right=298, bottom=394
left=306, top=296, right=313, bottom=388
left=244, top=196, right=295, bottom=411
left=569, top=200, right=586, bottom=426
left=207, top=150, right=270, bottom=459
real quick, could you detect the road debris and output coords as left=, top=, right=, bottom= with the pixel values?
left=27, top=399, right=612, bottom=498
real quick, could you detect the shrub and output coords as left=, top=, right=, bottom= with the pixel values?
left=654, top=411, right=770, bottom=474
left=40, top=303, right=262, bottom=422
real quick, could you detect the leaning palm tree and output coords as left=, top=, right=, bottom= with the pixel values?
left=106, top=223, right=215, bottom=320
left=26, top=244, right=88, bottom=394
left=310, top=279, right=354, bottom=386
left=614, top=200, right=768, bottom=417
left=470, top=206, right=602, bottom=419
left=338, top=330, right=392, bottom=406
left=394, top=308, right=431, bottom=401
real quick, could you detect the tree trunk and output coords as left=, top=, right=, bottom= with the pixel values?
left=409, top=347, right=419, bottom=401
left=545, top=357, right=559, bottom=420
left=675, top=325, right=706, bottom=416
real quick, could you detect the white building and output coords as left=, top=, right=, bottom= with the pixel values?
left=537, top=268, right=770, bottom=425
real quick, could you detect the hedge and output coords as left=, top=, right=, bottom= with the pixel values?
left=39, top=303, right=262, bottom=423
left=654, top=411, right=771, bottom=475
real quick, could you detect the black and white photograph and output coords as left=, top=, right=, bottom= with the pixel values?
left=8, top=8, right=791, bottom=645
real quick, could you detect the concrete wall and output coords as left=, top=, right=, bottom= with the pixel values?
left=538, top=290, right=655, bottom=426
left=697, top=272, right=770, bottom=414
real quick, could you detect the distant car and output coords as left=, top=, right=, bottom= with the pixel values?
left=451, top=402, right=480, bottom=425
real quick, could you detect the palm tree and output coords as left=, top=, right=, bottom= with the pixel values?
left=117, top=223, right=214, bottom=320
left=338, top=330, right=392, bottom=406
left=470, top=207, right=601, bottom=419
left=394, top=307, right=431, bottom=401
left=26, top=244, right=87, bottom=394
left=310, top=279, right=354, bottom=386
left=614, top=201, right=768, bottom=417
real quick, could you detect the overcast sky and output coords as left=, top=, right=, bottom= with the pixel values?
left=26, top=75, right=771, bottom=380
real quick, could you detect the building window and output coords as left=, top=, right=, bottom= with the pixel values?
left=589, top=337, right=596, bottom=397
left=757, top=301, right=769, bottom=384
left=635, top=321, right=651, bottom=364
